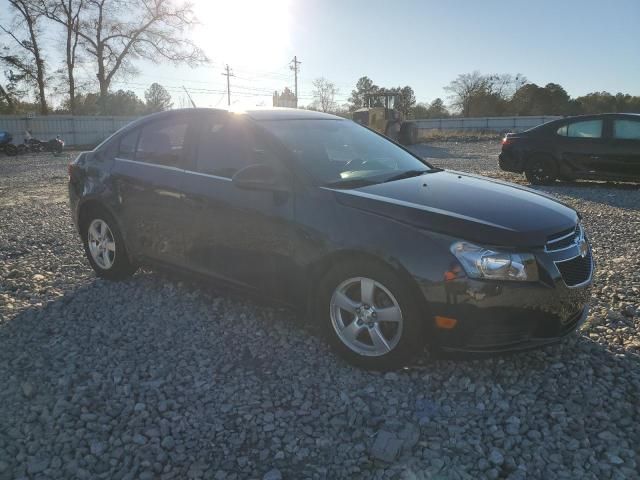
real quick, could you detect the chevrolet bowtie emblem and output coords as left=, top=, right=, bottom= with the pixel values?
left=579, top=238, right=588, bottom=258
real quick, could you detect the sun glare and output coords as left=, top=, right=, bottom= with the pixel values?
left=193, top=0, right=292, bottom=70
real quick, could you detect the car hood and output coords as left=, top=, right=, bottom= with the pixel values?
left=330, top=170, right=578, bottom=248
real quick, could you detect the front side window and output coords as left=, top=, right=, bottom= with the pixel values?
left=566, top=120, right=603, bottom=138
left=258, top=119, right=432, bottom=186
left=118, top=129, right=139, bottom=158
left=613, top=119, right=640, bottom=140
left=196, top=116, right=278, bottom=178
left=136, top=118, right=188, bottom=167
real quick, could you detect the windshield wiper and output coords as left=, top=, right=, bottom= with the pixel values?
left=324, top=177, right=379, bottom=189
left=382, top=169, right=432, bottom=183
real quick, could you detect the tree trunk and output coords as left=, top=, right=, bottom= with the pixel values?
left=66, top=9, right=75, bottom=114
left=23, top=5, right=48, bottom=115
left=97, top=57, right=109, bottom=115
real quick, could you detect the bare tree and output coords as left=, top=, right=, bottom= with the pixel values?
left=74, top=0, right=207, bottom=112
left=0, top=0, right=49, bottom=114
left=36, top=0, right=83, bottom=113
left=312, top=77, right=338, bottom=113
left=144, top=82, right=172, bottom=112
left=443, top=71, right=488, bottom=117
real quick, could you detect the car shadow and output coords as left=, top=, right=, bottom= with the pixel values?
left=528, top=180, right=640, bottom=211
left=407, top=144, right=453, bottom=159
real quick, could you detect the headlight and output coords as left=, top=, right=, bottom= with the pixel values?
left=450, top=241, right=538, bottom=281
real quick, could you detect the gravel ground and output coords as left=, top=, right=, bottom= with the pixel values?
left=1, top=144, right=639, bottom=480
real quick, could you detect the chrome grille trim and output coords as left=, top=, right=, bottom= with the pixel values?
left=545, top=224, right=582, bottom=252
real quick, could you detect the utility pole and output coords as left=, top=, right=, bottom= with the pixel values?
left=221, top=64, right=234, bottom=106
left=290, top=56, right=301, bottom=108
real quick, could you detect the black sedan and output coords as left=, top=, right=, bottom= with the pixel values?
left=499, top=113, right=640, bottom=184
left=68, top=108, right=593, bottom=369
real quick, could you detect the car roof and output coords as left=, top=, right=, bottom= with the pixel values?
left=552, top=113, right=640, bottom=123
left=142, top=107, right=342, bottom=121
left=241, top=107, right=343, bottom=121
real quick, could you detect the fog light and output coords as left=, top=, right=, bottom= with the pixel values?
left=435, top=316, right=458, bottom=329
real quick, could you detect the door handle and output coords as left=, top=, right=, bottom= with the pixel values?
left=589, top=156, right=600, bottom=160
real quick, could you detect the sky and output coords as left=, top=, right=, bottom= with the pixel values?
left=4, top=0, right=640, bottom=109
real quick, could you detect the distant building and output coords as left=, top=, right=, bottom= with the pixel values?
left=273, top=87, right=297, bottom=108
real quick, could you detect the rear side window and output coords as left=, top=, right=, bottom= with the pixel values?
left=566, top=120, right=603, bottom=138
left=613, top=119, right=640, bottom=140
left=195, top=116, right=278, bottom=178
left=136, top=118, right=189, bottom=168
left=118, top=129, right=139, bottom=158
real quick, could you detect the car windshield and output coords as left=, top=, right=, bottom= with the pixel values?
left=258, top=119, right=435, bottom=186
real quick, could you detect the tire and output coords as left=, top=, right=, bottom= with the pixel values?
left=4, top=144, right=17, bottom=156
left=316, top=260, right=424, bottom=370
left=81, top=206, right=137, bottom=280
left=524, top=155, right=557, bottom=185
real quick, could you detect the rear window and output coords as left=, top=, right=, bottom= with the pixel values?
left=136, top=119, right=188, bottom=168
left=613, top=119, right=640, bottom=140
left=559, top=120, right=603, bottom=138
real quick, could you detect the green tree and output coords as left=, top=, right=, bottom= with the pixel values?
left=393, top=85, right=416, bottom=117
left=348, top=76, right=378, bottom=111
left=145, top=82, right=172, bottom=112
left=68, top=89, right=145, bottom=115
left=575, top=91, right=617, bottom=114
left=426, top=98, right=449, bottom=118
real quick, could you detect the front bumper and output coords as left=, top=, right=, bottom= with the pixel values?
left=421, top=242, right=593, bottom=354
left=438, top=305, right=589, bottom=353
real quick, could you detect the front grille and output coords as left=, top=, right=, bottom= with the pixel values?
left=555, top=250, right=592, bottom=287
left=546, top=224, right=580, bottom=251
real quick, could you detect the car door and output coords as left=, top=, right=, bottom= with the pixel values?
left=556, top=118, right=614, bottom=176
left=608, top=117, right=640, bottom=178
left=111, top=115, right=196, bottom=266
left=181, top=112, right=298, bottom=299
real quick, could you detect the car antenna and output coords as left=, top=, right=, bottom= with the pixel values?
left=182, top=86, right=197, bottom=108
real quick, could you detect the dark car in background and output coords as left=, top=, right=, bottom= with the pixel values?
left=68, top=108, right=593, bottom=369
left=499, top=113, right=640, bottom=184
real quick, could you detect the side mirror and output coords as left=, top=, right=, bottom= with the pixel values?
left=231, top=164, right=288, bottom=192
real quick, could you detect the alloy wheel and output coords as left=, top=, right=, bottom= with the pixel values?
left=330, top=277, right=403, bottom=357
left=87, top=218, right=116, bottom=270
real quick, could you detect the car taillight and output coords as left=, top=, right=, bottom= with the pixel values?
left=501, top=136, right=511, bottom=145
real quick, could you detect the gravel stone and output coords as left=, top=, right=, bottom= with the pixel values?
left=370, top=431, right=403, bottom=463
left=1, top=148, right=639, bottom=479
left=263, top=468, right=283, bottom=480
left=488, top=449, right=504, bottom=466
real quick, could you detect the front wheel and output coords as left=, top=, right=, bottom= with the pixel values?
left=317, top=261, right=424, bottom=370
left=525, top=156, right=557, bottom=185
left=81, top=208, right=137, bottom=280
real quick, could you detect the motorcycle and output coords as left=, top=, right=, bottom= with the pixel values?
left=19, top=132, right=65, bottom=155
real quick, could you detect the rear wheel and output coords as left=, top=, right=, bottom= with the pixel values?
left=525, top=155, right=557, bottom=185
left=4, top=144, right=17, bottom=156
left=81, top=207, right=137, bottom=280
left=316, top=260, right=424, bottom=370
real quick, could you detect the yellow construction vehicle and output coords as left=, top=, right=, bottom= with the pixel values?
left=352, top=90, right=402, bottom=141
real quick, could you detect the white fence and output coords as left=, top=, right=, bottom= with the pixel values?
left=407, top=115, right=562, bottom=133
left=0, top=114, right=563, bottom=148
left=0, top=115, right=137, bottom=147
